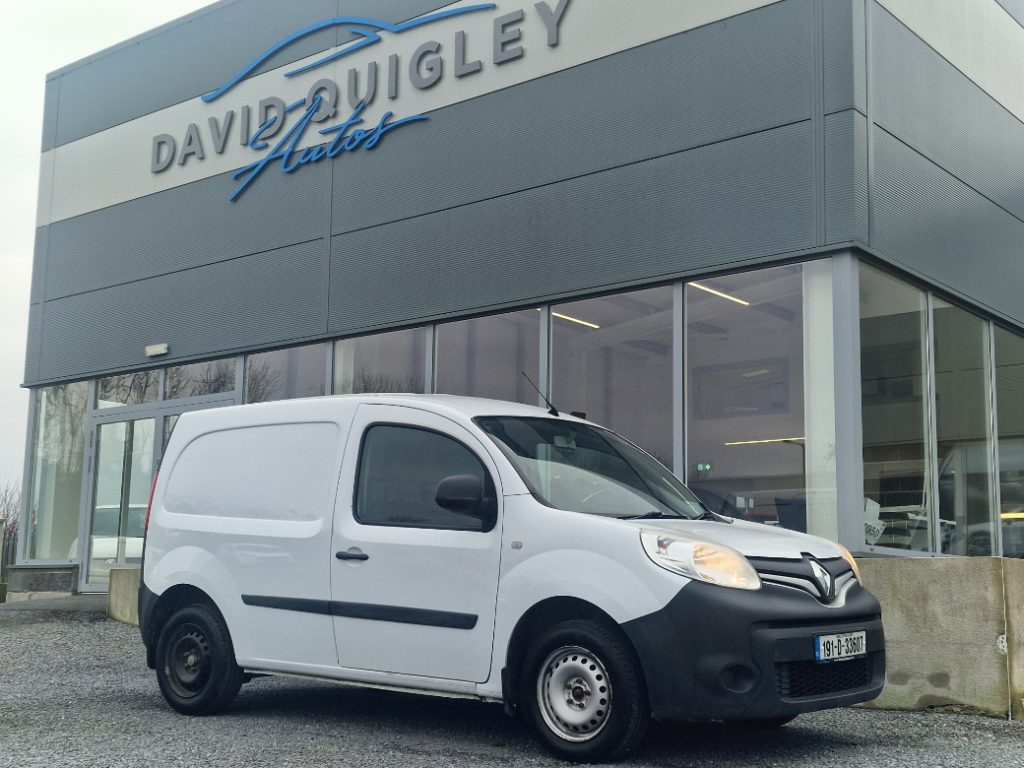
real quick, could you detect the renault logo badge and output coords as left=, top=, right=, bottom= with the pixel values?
left=809, top=559, right=834, bottom=599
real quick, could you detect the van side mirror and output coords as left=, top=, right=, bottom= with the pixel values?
left=435, top=474, right=485, bottom=514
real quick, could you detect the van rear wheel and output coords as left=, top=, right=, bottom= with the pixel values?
left=155, top=603, right=244, bottom=715
left=521, top=619, right=649, bottom=762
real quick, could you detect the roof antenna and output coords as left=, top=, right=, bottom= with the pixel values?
left=521, top=371, right=559, bottom=417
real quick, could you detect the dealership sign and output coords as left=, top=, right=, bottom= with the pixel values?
left=150, top=1, right=572, bottom=201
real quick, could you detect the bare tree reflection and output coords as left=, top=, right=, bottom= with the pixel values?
left=336, top=372, right=423, bottom=394
left=97, top=371, right=159, bottom=407
left=244, top=360, right=283, bottom=403
left=165, top=360, right=235, bottom=400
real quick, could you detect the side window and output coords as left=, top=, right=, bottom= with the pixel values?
left=355, top=425, right=495, bottom=531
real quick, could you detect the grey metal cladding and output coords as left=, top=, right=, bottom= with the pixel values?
left=24, top=304, right=43, bottom=385
left=331, top=0, right=813, bottom=237
left=823, top=0, right=866, bottom=115
left=872, top=128, right=1024, bottom=327
left=872, top=4, right=1024, bottom=222
left=825, top=110, right=868, bottom=244
left=328, top=121, right=816, bottom=335
left=996, top=0, right=1024, bottom=28
left=47, top=0, right=459, bottom=150
left=37, top=240, right=325, bottom=382
left=31, top=227, right=48, bottom=305
left=40, top=77, right=60, bottom=152
left=44, top=159, right=330, bottom=301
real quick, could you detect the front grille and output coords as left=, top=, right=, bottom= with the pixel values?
left=748, top=556, right=853, bottom=604
left=776, top=656, right=872, bottom=699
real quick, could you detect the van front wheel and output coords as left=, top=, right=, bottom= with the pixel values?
left=521, top=620, right=649, bottom=762
left=155, top=603, right=244, bottom=715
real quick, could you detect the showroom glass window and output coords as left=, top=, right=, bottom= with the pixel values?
left=859, top=265, right=932, bottom=551
left=25, top=382, right=88, bottom=560
left=334, top=329, right=428, bottom=394
left=551, top=287, right=673, bottom=466
left=96, top=371, right=159, bottom=409
left=686, top=266, right=808, bottom=531
left=933, top=300, right=995, bottom=556
left=436, top=310, right=540, bottom=405
left=245, top=344, right=327, bottom=403
left=995, top=326, right=1024, bottom=557
left=165, top=358, right=235, bottom=400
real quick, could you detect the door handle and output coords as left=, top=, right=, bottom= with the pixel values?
left=335, top=549, right=369, bottom=561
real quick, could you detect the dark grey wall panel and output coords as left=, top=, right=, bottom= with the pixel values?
left=872, top=4, right=1024, bottom=222
left=824, top=0, right=867, bottom=115
left=44, top=159, right=330, bottom=301
left=996, top=0, right=1024, bottom=27
left=40, top=77, right=60, bottom=153
left=48, top=0, right=458, bottom=150
left=329, top=122, right=816, bottom=335
left=36, top=241, right=326, bottom=382
left=825, top=109, right=868, bottom=244
left=23, top=304, right=43, bottom=385
left=332, top=0, right=813, bottom=236
left=31, top=228, right=48, bottom=305
left=872, top=128, right=1024, bottom=327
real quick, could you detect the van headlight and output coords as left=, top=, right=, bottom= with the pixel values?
left=640, top=530, right=761, bottom=590
left=837, top=544, right=862, bottom=581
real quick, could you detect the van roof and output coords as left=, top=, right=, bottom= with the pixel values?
left=186, top=393, right=590, bottom=424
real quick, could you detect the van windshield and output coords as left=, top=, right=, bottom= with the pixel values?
left=475, top=416, right=705, bottom=519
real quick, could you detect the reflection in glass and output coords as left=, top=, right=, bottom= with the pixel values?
left=859, top=265, right=931, bottom=550
left=551, top=287, right=673, bottom=465
left=245, top=344, right=327, bottom=403
left=165, top=359, right=235, bottom=399
left=334, top=329, right=427, bottom=394
left=87, top=419, right=154, bottom=585
left=97, top=371, right=159, bottom=408
left=436, top=310, right=539, bottom=405
left=996, top=327, right=1024, bottom=558
left=163, top=415, right=180, bottom=452
left=26, top=383, right=88, bottom=560
left=478, top=416, right=705, bottom=519
left=686, top=266, right=805, bottom=529
left=933, top=301, right=994, bottom=555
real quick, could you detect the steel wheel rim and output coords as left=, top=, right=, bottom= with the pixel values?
left=166, top=623, right=212, bottom=699
left=536, top=645, right=612, bottom=742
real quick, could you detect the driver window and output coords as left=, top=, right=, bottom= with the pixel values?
left=355, top=425, right=494, bottom=531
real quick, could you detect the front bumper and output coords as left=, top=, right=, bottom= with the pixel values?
left=621, top=579, right=885, bottom=722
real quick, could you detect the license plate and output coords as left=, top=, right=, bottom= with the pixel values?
left=815, top=631, right=866, bottom=663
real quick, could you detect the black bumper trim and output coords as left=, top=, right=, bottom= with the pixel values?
left=621, top=580, right=885, bottom=722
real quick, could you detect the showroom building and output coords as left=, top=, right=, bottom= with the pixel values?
left=14, top=0, right=1024, bottom=594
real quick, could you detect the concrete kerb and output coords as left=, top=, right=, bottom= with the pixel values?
left=857, top=556, right=1019, bottom=718
left=107, top=566, right=141, bottom=626
left=0, top=593, right=107, bottom=614
left=1003, top=558, right=1024, bottom=719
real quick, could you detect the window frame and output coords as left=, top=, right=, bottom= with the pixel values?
left=352, top=422, right=498, bottom=533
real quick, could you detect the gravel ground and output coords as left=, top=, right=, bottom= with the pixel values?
left=1, top=598, right=1022, bottom=768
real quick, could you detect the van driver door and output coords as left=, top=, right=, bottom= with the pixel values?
left=330, top=404, right=503, bottom=683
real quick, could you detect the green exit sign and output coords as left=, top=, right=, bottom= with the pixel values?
left=695, top=462, right=713, bottom=473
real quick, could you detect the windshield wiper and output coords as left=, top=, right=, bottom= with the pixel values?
left=619, top=511, right=675, bottom=520
left=696, top=509, right=735, bottom=524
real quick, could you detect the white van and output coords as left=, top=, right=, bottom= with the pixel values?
left=139, top=395, right=884, bottom=762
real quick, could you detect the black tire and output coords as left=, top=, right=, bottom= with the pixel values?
left=520, top=619, right=649, bottom=763
left=155, top=603, right=245, bottom=715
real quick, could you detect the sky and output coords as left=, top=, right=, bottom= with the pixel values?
left=0, top=1, right=215, bottom=488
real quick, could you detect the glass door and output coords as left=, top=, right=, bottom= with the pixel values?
left=79, top=394, right=236, bottom=591
left=85, top=418, right=155, bottom=587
